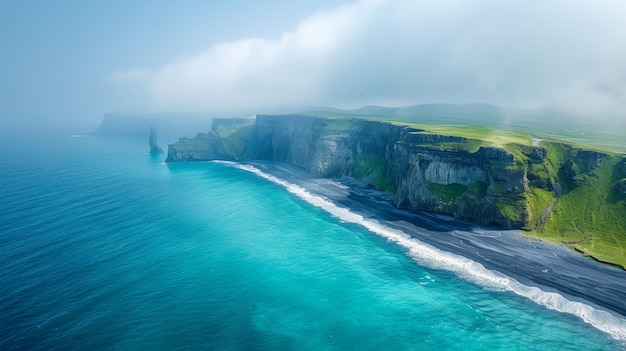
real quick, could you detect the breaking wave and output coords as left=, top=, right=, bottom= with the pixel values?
left=221, top=161, right=626, bottom=342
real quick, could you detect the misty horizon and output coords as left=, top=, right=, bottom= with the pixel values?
left=2, top=1, right=626, bottom=134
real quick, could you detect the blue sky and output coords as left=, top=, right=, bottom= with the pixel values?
left=0, top=1, right=351, bottom=131
left=1, top=0, right=626, bottom=132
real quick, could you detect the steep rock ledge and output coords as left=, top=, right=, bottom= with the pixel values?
left=167, top=115, right=539, bottom=228
left=167, top=114, right=626, bottom=267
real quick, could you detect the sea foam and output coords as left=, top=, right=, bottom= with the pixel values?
left=223, top=161, right=626, bottom=342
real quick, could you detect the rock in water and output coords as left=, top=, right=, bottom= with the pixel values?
left=149, top=126, right=164, bottom=154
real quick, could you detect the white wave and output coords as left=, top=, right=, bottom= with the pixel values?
left=223, top=162, right=626, bottom=341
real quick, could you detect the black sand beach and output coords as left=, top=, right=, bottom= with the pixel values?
left=249, top=161, right=626, bottom=320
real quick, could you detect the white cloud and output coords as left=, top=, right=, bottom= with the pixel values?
left=111, top=0, right=626, bottom=118
left=110, top=0, right=384, bottom=111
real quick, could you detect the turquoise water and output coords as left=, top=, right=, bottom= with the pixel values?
left=0, top=135, right=622, bottom=350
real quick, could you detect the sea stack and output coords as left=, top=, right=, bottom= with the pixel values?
left=149, top=126, right=164, bottom=154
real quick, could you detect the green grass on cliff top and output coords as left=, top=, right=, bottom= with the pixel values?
left=304, top=111, right=626, bottom=154
left=403, top=123, right=533, bottom=148
left=404, top=119, right=626, bottom=154
left=304, top=112, right=535, bottom=149
left=531, top=154, right=626, bottom=268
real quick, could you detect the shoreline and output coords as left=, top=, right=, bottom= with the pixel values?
left=246, top=161, right=626, bottom=320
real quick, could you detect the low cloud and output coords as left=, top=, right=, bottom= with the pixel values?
left=111, top=0, right=626, bottom=118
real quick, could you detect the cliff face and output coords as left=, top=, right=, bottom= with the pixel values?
left=393, top=135, right=526, bottom=228
left=167, top=115, right=540, bottom=228
left=167, top=114, right=626, bottom=266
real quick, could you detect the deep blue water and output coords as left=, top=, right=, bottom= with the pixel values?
left=0, top=134, right=624, bottom=350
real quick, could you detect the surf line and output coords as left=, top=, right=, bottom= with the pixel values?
left=216, top=161, right=626, bottom=341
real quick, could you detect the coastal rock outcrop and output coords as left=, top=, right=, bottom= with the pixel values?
left=164, top=116, right=626, bottom=267
left=149, top=126, right=164, bottom=154
left=167, top=115, right=537, bottom=228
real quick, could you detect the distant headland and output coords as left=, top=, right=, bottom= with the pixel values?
left=93, top=112, right=212, bottom=138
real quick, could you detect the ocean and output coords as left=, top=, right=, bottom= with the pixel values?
left=0, top=134, right=624, bottom=350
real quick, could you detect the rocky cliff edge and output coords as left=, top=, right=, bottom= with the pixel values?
left=165, top=115, right=626, bottom=269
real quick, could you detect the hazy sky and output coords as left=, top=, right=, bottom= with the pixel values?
left=2, top=0, right=626, bottom=132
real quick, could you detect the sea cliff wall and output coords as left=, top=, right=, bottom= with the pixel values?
left=167, top=115, right=540, bottom=228
left=166, top=114, right=626, bottom=266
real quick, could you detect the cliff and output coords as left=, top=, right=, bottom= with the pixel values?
left=149, top=126, right=164, bottom=154
left=166, top=115, right=626, bottom=267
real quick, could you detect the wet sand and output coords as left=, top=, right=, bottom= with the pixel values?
left=249, top=161, right=626, bottom=319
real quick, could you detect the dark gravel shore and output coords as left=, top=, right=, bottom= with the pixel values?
left=249, top=161, right=626, bottom=320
